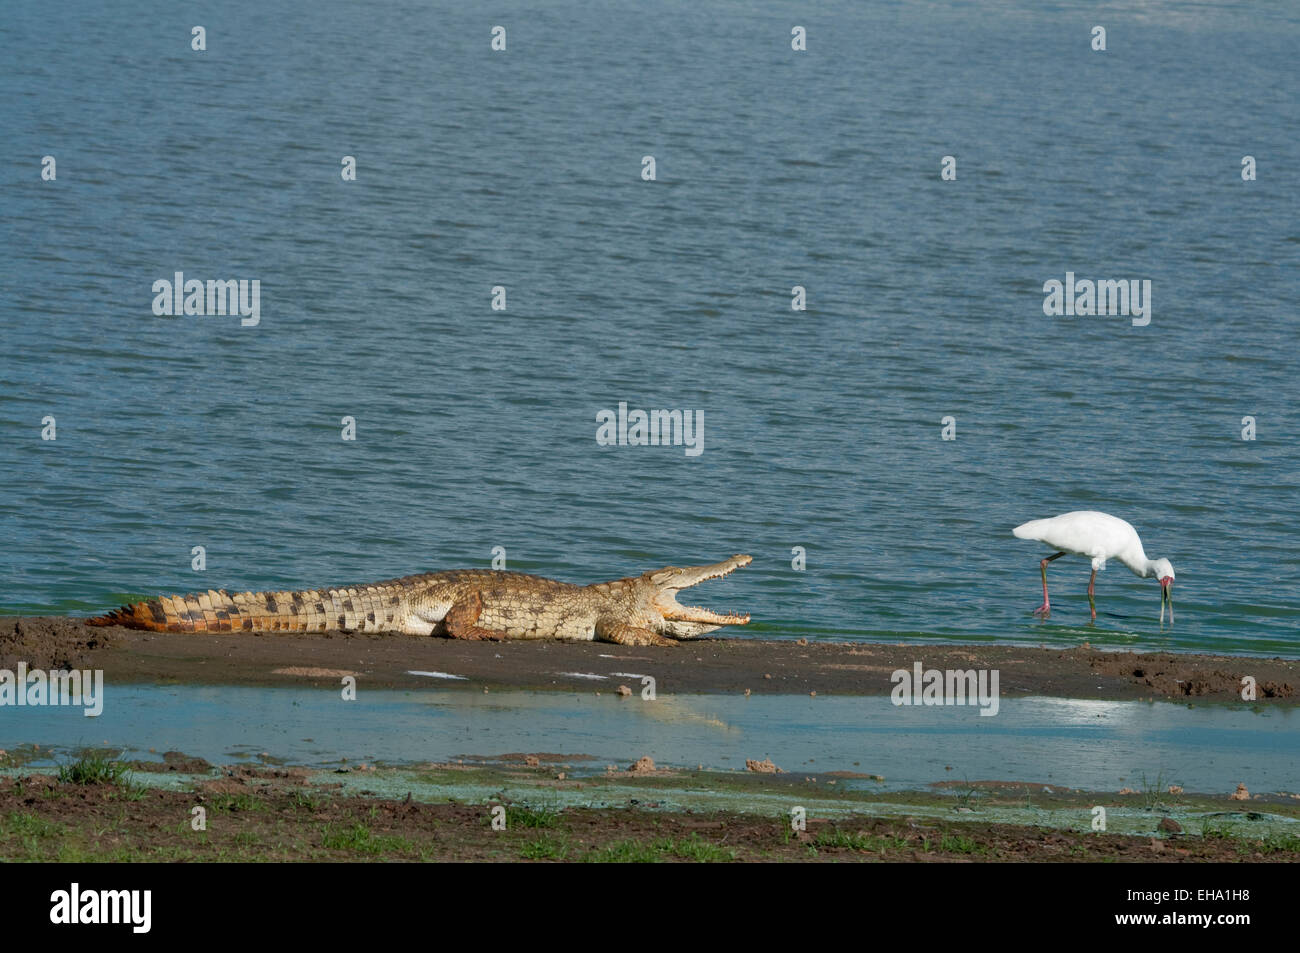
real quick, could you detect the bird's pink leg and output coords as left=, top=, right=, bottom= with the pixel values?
left=1088, top=569, right=1097, bottom=622
left=1034, top=552, right=1066, bottom=617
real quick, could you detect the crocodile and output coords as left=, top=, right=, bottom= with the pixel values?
left=86, top=554, right=752, bottom=646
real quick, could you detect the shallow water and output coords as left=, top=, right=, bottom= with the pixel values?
left=6, top=685, right=1298, bottom=793
left=2, top=1, right=1298, bottom=655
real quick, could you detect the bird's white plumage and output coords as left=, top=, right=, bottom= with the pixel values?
left=1013, top=510, right=1175, bottom=622
left=1012, top=510, right=1156, bottom=575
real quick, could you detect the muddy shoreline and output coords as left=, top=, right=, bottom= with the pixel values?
left=3, top=776, right=1294, bottom=863
left=4, top=759, right=1298, bottom=862
left=4, top=617, right=1295, bottom=703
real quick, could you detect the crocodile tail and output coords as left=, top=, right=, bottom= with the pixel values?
left=85, top=582, right=415, bottom=634
left=86, top=589, right=310, bottom=633
left=86, top=603, right=159, bottom=629
left=87, top=596, right=195, bottom=631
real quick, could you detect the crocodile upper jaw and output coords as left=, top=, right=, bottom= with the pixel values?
left=654, top=554, right=752, bottom=627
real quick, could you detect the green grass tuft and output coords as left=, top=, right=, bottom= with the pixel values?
left=814, top=828, right=908, bottom=852
left=583, top=834, right=735, bottom=863
left=321, top=822, right=413, bottom=855
left=57, top=752, right=132, bottom=787
left=209, top=793, right=267, bottom=813
left=518, top=836, right=570, bottom=860
left=503, top=804, right=562, bottom=829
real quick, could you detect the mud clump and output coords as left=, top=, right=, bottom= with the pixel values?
left=460, top=752, right=596, bottom=765
left=270, top=667, right=357, bottom=678
left=130, top=751, right=214, bottom=774
left=746, top=758, right=783, bottom=774
left=629, top=756, right=656, bottom=774
left=0, top=618, right=121, bottom=672
left=1092, top=652, right=1295, bottom=700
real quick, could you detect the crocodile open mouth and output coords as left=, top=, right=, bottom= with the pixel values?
left=658, top=554, right=751, bottom=625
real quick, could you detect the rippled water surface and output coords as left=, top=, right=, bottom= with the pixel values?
left=2, top=1, right=1298, bottom=655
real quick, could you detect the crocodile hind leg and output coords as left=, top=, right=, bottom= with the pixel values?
left=443, top=591, right=509, bottom=641
left=598, top=623, right=679, bottom=647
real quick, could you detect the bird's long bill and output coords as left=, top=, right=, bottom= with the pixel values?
left=1160, top=582, right=1174, bottom=625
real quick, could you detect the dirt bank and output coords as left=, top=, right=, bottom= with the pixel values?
left=2, top=616, right=1295, bottom=703
left=0, top=617, right=122, bottom=672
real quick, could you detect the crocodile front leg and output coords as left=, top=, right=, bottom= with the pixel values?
left=597, top=622, right=679, bottom=647
left=443, top=591, right=509, bottom=641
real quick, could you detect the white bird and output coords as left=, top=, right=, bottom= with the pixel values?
left=1012, top=510, right=1175, bottom=623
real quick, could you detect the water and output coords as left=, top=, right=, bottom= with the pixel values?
left=6, top=684, right=1299, bottom=794
left=2, top=1, right=1298, bottom=655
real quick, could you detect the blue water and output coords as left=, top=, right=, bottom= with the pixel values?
left=6, top=685, right=1299, bottom=794
left=2, top=1, right=1298, bottom=655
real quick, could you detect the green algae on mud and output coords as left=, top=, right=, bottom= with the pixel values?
left=390, top=762, right=1300, bottom=839
left=11, top=753, right=1300, bottom=840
